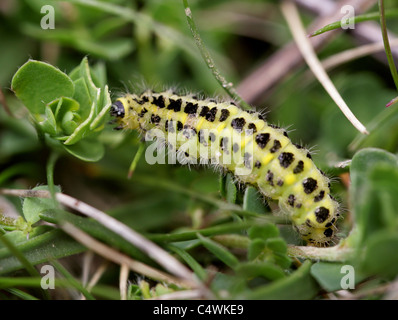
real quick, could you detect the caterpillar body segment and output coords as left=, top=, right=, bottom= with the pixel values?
left=111, top=90, right=339, bottom=246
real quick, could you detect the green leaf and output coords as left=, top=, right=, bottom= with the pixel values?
left=72, top=78, right=93, bottom=120
left=167, top=244, right=207, bottom=281
left=45, top=97, right=80, bottom=136
left=350, top=148, right=398, bottom=194
left=22, top=185, right=61, bottom=224
left=350, top=104, right=398, bottom=153
left=52, top=96, right=80, bottom=120
left=11, top=60, right=74, bottom=114
left=220, top=173, right=237, bottom=204
left=368, top=165, right=398, bottom=230
left=248, top=238, right=266, bottom=261
left=273, top=254, right=292, bottom=270
left=63, top=138, right=105, bottom=162
left=266, top=238, right=287, bottom=254
left=10, top=58, right=111, bottom=162
left=348, top=148, right=398, bottom=279
left=90, top=61, right=107, bottom=88
left=243, top=186, right=267, bottom=214
left=63, top=90, right=98, bottom=145
left=90, top=85, right=112, bottom=131
left=40, top=106, right=57, bottom=136
left=361, top=231, right=398, bottom=279
left=210, top=272, right=247, bottom=298
left=0, top=229, right=85, bottom=275
left=238, top=260, right=319, bottom=300
left=350, top=148, right=398, bottom=244
left=236, top=261, right=285, bottom=281
left=70, top=57, right=98, bottom=98
left=248, top=223, right=279, bottom=240
left=61, top=111, right=79, bottom=135
left=197, top=233, right=239, bottom=269
left=311, top=262, right=365, bottom=292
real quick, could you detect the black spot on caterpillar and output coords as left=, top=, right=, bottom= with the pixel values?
left=111, top=90, right=339, bottom=246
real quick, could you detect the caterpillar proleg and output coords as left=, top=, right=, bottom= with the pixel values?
left=111, top=90, right=340, bottom=246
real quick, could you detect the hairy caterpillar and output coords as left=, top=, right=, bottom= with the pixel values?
left=111, top=90, right=339, bottom=246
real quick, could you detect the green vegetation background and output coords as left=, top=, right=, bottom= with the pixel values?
left=1, top=0, right=398, bottom=300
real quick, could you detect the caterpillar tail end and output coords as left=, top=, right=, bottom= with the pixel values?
left=295, top=223, right=337, bottom=247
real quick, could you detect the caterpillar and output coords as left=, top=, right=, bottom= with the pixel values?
left=111, top=90, right=340, bottom=246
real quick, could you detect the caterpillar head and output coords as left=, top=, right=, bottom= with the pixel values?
left=110, top=95, right=141, bottom=130
left=110, top=100, right=125, bottom=118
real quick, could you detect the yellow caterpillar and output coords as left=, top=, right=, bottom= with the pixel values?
left=111, top=90, right=339, bottom=246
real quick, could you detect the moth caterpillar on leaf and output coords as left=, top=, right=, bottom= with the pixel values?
left=111, top=90, right=340, bottom=246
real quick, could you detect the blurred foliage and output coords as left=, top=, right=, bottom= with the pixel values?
left=1, top=0, right=398, bottom=300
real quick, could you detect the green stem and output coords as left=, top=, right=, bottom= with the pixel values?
left=147, top=220, right=259, bottom=243
left=128, top=143, right=145, bottom=179
left=182, top=0, right=251, bottom=110
left=0, top=226, right=49, bottom=299
left=51, top=260, right=96, bottom=300
left=46, top=151, right=60, bottom=207
left=286, top=244, right=353, bottom=262
left=310, top=9, right=398, bottom=37
left=379, top=0, right=398, bottom=91
left=5, top=288, right=39, bottom=300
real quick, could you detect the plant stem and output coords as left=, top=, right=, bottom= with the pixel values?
left=51, top=259, right=96, bottom=300
left=127, top=143, right=145, bottom=179
left=379, top=0, right=398, bottom=91
left=310, top=8, right=398, bottom=37
left=46, top=151, right=60, bottom=207
left=182, top=0, right=252, bottom=110
left=148, top=220, right=258, bottom=243
left=287, top=244, right=353, bottom=262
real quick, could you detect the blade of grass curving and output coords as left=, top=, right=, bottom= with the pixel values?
left=379, top=0, right=398, bottom=91
left=309, top=9, right=398, bottom=37
left=5, top=288, right=39, bottom=300
left=182, top=0, right=252, bottom=110
left=51, top=259, right=95, bottom=300
left=167, top=244, right=207, bottom=282
left=197, top=233, right=239, bottom=269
